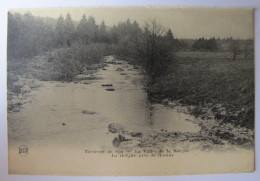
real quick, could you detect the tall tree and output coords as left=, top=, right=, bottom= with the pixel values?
left=55, top=15, right=66, bottom=46
left=143, top=19, right=165, bottom=78
left=98, top=20, right=107, bottom=42
left=7, top=12, right=20, bottom=58
left=166, top=28, right=174, bottom=40
left=76, top=14, right=88, bottom=43
left=64, top=13, right=75, bottom=46
left=86, top=16, right=98, bottom=41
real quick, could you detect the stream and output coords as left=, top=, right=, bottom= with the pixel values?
left=8, top=56, right=200, bottom=148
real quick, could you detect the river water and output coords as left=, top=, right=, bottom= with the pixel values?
left=8, top=56, right=199, bottom=149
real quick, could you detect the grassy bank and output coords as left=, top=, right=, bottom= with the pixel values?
left=147, top=52, right=254, bottom=129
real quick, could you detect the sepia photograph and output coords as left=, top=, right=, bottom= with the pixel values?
left=6, top=6, right=255, bottom=176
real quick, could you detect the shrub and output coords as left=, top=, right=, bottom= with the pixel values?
left=52, top=42, right=106, bottom=81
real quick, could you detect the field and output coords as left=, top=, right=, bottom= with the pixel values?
left=148, top=51, right=254, bottom=129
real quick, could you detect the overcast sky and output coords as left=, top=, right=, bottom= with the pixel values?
left=13, top=7, right=254, bottom=39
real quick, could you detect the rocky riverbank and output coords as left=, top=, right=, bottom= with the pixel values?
left=107, top=112, right=254, bottom=152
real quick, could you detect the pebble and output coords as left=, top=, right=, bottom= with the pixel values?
left=106, top=88, right=115, bottom=91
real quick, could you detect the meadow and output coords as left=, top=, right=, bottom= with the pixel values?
left=148, top=51, right=254, bottom=129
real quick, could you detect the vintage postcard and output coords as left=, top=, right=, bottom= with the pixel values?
left=7, top=7, right=254, bottom=176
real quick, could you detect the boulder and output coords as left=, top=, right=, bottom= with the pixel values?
left=108, top=123, right=125, bottom=133
left=116, top=68, right=124, bottom=71
left=106, top=88, right=115, bottom=91
left=101, top=84, right=113, bottom=87
left=112, top=134, right=131, bottom=147
left=82, top=110, right=96, bottom=114
left=131, top=132, right=142, bottom=137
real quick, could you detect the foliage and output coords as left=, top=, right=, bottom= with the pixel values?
left=8, top=13, right=180, bottom=81
left=7, top=12, right=109, bottom=81
left=110, top=19, right=180, bottom=82
left=53, top=42, right=106, bottom=81
left=140, top=20, right=179, bottom=80
left=7, top=12, right=55, bottom=59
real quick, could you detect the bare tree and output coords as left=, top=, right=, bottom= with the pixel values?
left=143, top=19, right=168, bottom=80
left=144, top=19, right=165, bottom=37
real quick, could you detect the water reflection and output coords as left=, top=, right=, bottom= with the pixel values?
left=99, top=57, right=200, bottom=133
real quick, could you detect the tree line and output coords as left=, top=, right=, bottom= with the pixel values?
left=8, top=12, right=184, bottom=81
left=7, top=12, right=110, bottom=59
left=192, top=37, right=218, bottom=52
left=8, top=12, right=253, bottom=81
left=11, top=12, right=252, bottom=81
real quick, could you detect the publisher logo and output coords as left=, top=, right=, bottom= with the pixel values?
left=19, top=145, right=28, bottom=156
